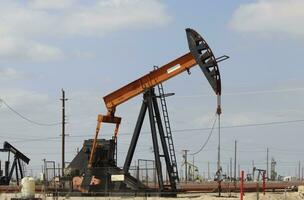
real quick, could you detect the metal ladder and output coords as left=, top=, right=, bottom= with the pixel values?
left=154, top=67, right=179, bottom=183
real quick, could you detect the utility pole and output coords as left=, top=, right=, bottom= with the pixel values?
left=208, top=161, right=210, bottom=180
left=266, top=148, right=269, bottom=179
left=238, top=164, right=240, bottom=179
left=252, top=160, right=255, bottom=181
left=61, top=89, right=67, bottom=177
left=182, top=150, right=189, bottom=183
left=230, top=157, right=232, bottom=180
left=299, top=161, right=301, bottom=181
left=43, top=158, right=47, bottom=188
left=57, top=163, right=60, bottom=177
left=192, top=155, right=195, bottom=181
left=234, top=140, right=237, bottom=182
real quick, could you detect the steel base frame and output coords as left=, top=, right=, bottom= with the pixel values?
left=123, top=88, right=177, bottom=193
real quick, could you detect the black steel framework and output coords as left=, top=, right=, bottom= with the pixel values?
left=123, top=88, right=177, bottom=193
left=154, top=70, right=179, bottom=183
left=0, top=142, right=30, bottom=185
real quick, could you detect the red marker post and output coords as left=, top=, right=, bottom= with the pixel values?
left=262, top=171, right=266, bottom=195
left=240, top=170, right=244, bottom=200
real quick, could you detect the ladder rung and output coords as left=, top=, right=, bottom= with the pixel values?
left=156, top=82, right=179, bottom=181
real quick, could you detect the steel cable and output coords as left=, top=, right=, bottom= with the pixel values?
left=190, top=114, right=217, bottom=155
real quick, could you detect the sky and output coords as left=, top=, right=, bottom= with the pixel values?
left=0, top=0, right=304, bottom=180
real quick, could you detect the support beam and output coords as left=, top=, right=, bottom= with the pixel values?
left=123, top=89, right=178, bottom=192
left=147, top=91, right=164, bottom=191
left=152, top=94, right=176, bottom=191
left=123, top=102, right=147, bottom=172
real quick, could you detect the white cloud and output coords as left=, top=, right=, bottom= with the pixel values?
left=193, top=113, right=216, bottom=127
left=0, top=37, right=64, bottom=61
left=0, top=68, right=25, bottom=81
left=61, top=0, right=171, bottom=36
left=29, top=0, right=75, bottom=10
left=229, top=0, right=304, bottom=38
left=0, top=0, right=170, bottom=61
left=27, top=42, right=64, bottom=62
left=0, top=89, right=49, bottom=108
left=223, top=113, right=253, bottom=126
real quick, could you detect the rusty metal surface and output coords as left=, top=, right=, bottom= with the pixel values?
left=0, top=181, right=302, bottom=194
left=146, top=181, right=304, bottom=192
left=179, top=181, right=303, bottom=192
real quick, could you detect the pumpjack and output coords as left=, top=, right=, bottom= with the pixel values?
left=68, top=28, right=227, bottom=195
left=0, top=141, right=30, bottom=185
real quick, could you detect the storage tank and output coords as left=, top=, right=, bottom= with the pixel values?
left=21, top=177, right=35, bottom=198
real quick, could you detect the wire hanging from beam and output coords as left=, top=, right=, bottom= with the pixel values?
left=190, top=114, right=217, bottom=156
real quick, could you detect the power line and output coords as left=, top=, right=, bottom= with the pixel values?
left=52, top=118, right=304, bottom=138
left=221, top=119, right=304, bottom=129
left=5, top=118, right=304, bottom=143
left=174, top=87, right=304, bottom=98
left=12, top=136, right=61, bottom=143
left=171, top=119, right=304, bottom=133
left=0, top=98, right=60, bottom=126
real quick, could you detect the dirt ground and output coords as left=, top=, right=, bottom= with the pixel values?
left=177, top=192, right=304, bottom=200
left=1, top=192, right=304, bottom=200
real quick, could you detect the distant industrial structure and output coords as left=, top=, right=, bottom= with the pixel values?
left=0, top=27, right=303, bottom=199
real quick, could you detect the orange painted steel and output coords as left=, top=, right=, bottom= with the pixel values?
left=88, top=114, right=121, bottom=168
left=103, top=52, right=196, bottom=116
left=88, top=53, right=195, bottom=167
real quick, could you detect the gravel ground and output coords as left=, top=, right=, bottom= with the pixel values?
left=1, top=192, right=304, bottom=200
left=178, top=192, right=304, bottom=200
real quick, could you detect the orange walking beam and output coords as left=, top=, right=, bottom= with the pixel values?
left=103, top=52, right=196, bottom=115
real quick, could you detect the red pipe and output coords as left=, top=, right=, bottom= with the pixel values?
left=240, top=170, right=244, bottom=200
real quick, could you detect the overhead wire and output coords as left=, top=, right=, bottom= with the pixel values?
left=12, top=136, right=61, bottom=143
left=66, top=118, right=304, bottom=137
left=220, top=119, right=304, bottom=129
left=1, top=86, right=303, bottom=126
left=6, top=117, right=304, bottom=143
left=0, top=98, right=60, bottom=126
left=174, top=87, right=304, bottom=98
